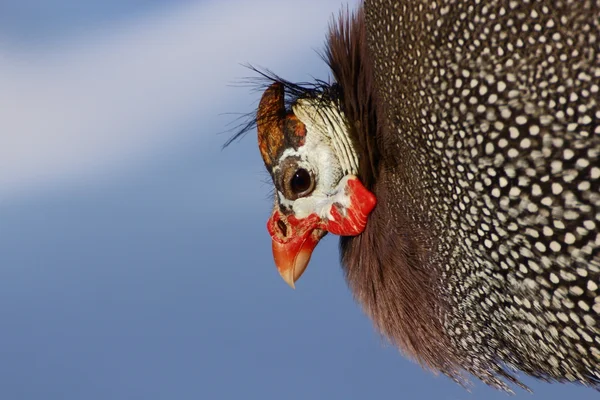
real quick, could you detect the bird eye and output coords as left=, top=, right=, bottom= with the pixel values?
left=289, top=168, right=314, bottom=196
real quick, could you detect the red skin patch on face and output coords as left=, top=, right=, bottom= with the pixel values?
left=267, top=176, right=376, bottom=285
left=285, top=114, right=306, bottom=137
left=269, top=176, right=376, bottom=242
left=267, top=212, right=321, bottom=244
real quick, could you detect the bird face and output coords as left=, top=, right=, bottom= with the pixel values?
left=257, top=82, right=376, bottom=288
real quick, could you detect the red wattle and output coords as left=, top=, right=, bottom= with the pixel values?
left=324, top=177, right=376, bottom=236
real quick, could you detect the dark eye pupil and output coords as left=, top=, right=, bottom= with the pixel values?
left=290, top=169, right=311, bottom=194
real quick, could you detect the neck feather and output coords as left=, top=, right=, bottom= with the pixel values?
left=325, top=7, right=380, bottom=189
left=328, top=5, right=466, bottom=380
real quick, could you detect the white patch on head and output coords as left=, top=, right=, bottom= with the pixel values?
left=274, top=98, right=359, bottom=221
left=294, top=99, right=359, bottom=175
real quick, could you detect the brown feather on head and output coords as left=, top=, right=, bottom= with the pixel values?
left=256, top=82, right=307, bottom=172
left=256, top=83, right=285, bottom=171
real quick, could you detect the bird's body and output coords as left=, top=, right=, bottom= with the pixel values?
left=239, top=0, right=600, bottom=391
left=350, top=0, right=600, bottom=389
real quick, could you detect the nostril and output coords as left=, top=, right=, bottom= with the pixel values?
left=277, top=220, right=288, bottom=237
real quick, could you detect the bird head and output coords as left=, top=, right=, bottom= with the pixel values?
left=257, top=82, right=377, bottom=288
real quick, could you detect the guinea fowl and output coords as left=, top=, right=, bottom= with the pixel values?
left=233, top=0, right=600, bottom=391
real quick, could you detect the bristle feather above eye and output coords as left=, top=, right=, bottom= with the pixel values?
left=223, top=64, right=342, bottom=149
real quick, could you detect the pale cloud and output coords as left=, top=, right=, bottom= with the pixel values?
left=0, top=0, right=349, bottom=198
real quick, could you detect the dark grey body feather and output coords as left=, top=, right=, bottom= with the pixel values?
left=336, top=0, right=600, bottom=390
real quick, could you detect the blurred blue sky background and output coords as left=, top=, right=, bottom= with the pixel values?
left=0, top=1, right=596, bottom=399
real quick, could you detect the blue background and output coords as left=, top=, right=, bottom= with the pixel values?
left=0, top=1, right=596, bottom=398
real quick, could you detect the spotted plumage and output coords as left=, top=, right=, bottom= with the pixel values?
left=360, top=0, right=600, bottom=389
left=236, top=0, right=600, bottom=392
